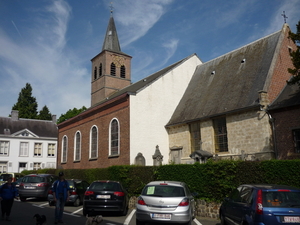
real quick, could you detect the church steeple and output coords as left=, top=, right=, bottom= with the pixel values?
left=90, top=10, right=132, bottom=107
left=102, top=15, right=121, bottom=53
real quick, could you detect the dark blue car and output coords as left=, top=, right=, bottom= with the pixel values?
left=219, top=184, right=300, bottom=225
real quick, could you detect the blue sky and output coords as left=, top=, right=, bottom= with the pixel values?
left=0, top=0, right=299, bottom=118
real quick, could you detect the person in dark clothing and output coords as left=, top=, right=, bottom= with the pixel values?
left=53, top=172, right=70, bottom=224
left=0, top=177, right=18, bottom=221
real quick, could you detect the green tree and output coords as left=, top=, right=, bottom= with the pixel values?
left=288, top=20, right=300, bottom=86
left=38, top=105, right=52, bottom=120
left=57, top=106, right=87, bottom=124
left=12, top=83, right=38, bottom=119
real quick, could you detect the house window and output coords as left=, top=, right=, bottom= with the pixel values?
left=190, top=122, right=201, bottom=152
left=213, top=117, right=228, bottom=152
left=110, top=119, right=119, bottom=156
left=48, top=143, right=55, bottom=157
left=293, top=129, right=300, bottom=153
left=19, top=162, right=27, bottom=172
left=62, top=136, right=67, bottom=162
left=110, top=63, right=116, bottom=76
left=120, top=65, right=126, bottom=78
left=33, top=162, right=41, bottom=170
left=0, top=141, right=9, bottom=156
left=90, top=126, right=98, bottom=158
left=99, top=63, right=102, bottom=76
left=74, top=131, right=81, bottom=161
left=94, top=66, right=97, bottom=79
left=34, top=143, right=42, bottom=156
left=19, top=142, right=29, bottom=156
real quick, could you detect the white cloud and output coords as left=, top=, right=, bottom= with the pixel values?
left=0, top=0, right=90, bottom=117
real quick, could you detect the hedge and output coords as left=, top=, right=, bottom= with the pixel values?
left=23, top=159, right=300, bottom=202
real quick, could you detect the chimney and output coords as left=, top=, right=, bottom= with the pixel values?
left=11, top=110, right=19, bottom=121
left=52, top=115, right=57, bottom=123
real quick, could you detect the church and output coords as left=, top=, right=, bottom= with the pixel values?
left=57, top=12, right=201, bottom=169
left=57, top=10, right=298, bottom=169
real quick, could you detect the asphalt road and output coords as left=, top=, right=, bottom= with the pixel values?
left=4, top=198, right=220, bottom=225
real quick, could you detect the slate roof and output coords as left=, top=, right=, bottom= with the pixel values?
left=0, top=116, right=57, bottom=138
left=268, top=84, right=300, bottom=110
left=167, top=28, right=284, bottom=127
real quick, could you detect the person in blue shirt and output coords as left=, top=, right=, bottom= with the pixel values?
left=0, top=177, right=18, bottom=221
left=53, top=172, right=70, bottom=224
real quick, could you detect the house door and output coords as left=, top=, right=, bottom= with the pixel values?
left=0, top=162, right=7, bottom=173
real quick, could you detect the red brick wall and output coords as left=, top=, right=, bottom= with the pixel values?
left=267, top=25, right=297, bottom=103
left=57, top=94, right=130, bottom=169
left=271, top=106, right=300, bottom=160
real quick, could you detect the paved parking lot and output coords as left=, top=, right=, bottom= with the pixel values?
left=7, top=198, right=220, bottom=225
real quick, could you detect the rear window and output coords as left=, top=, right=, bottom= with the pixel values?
left=67, top=180, right=75, bottom=188
left=23, top=176, right=46, bottom=183
left=142, top=185, right=185, bottom=197
left=263, top=191, right=300, bottom=207
left=89, top=182, right=120, bottom=191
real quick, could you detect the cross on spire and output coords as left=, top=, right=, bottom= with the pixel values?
left=110, top=2, right=114, bottom=15
left=281, top=11, right=288, bottom=23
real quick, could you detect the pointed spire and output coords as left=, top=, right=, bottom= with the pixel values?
left=102, top=10, right=121, bottom=52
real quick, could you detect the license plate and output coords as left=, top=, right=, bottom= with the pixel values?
left=96, top=195, right=110, bottom=199
left=284, top=216, right=300, bottom=223
left=151, top=213, right=171, bottom=219
left=25, top=186, right=36, bottom=189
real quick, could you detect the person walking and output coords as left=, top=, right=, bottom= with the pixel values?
left=53, top=172, right=70, bottom=224
left=0, top=177, right=19, bottom=221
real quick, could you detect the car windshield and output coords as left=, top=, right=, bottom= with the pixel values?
left=0, top=174, right=12, bottom=181
left=142, top=185, right=185, bottom=197
left=67, top=180, right=75, bottom=188
left=89, top=182, right=120, bottom=191
left=263, top=191, right=300, bottom=207
left=23, top=176, right=46, bottom=183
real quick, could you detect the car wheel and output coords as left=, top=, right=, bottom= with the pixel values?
left=220, top=214, right=227, bottom=225
left=136, top=219, right=145, bottom=225
left=20, top=197, right=26, bottom=202
left=83, top=209, right=87, bottom=217
left=73, top=198, right=80, bottom=207
left=121, top=206, right=128, bottom=216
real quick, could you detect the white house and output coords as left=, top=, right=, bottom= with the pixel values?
left=0, top=110, right=57, bottom=173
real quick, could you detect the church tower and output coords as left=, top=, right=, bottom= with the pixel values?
left=91, top=11, right=132, bottom=106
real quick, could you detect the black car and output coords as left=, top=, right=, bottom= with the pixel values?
left=19, top=174, right=58, bottom=201
left=48, top=179, right=90, bottom=206
left=219, top=184, right=300, bottom=225
left=83, top=180, right=129, bottom=216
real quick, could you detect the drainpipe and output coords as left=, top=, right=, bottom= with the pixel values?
left=261, top=105, right=278, bottom=159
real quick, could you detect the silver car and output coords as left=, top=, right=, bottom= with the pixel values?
left=136, top=181, right=196, bottom=225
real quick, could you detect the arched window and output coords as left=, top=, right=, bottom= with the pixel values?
left=94, top=66, right=97, bottom=80
left=90, top=126, right=98, bottom=158
left=120, top=65, right=126, bottom=78
left=99, top=63, right=102, bottom=76
left=110, top=119, right=119, bottom=155
left=74, top=131, right=81, bottom=161
left=110, top=63, right=116, bottom=76
left=62, top=136, right=68, bottom=162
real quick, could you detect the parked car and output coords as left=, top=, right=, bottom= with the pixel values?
left=48, top=179, right=90, bottom=207
left=0, top=173, right=24, bottom=185
left=18, top=174, right=58, bottom=201
left=219, top=184, right=300, bottom=225
left=83, top=180, right=129, bottom=216
left=136, top=181, right=196, bottom=225
left=12, top=177, right=24, bottom=189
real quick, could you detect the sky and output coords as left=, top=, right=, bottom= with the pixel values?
left=0, top=0, right=299, bottom=118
